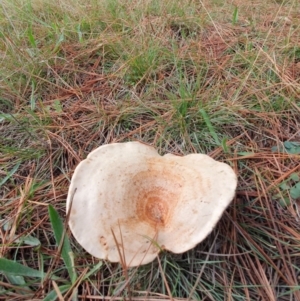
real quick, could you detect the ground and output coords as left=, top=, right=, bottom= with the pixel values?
left=0, top=0, right=300, bottom=300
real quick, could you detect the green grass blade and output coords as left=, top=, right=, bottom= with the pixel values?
left=27, top=25, right=36, bottom=48
left=48, top=205, right=77, bottom=284
left=6, top=275, right=33, bottom=294
left=53, top=32, right=64, bottom=53
left=43, top=284, right=71, bottom=301
left=221, top=137, right=229, bottom=153
left=199, top=108, right=220, bottom=145
left=0, top=162, right=21, bottom=188
left=83, top=261, right=103, bottom=280
left=6, top=274, right=26, bottom=286
left=232, top=6, right=239, bottom=25
left=0, top=258, right=44, bottom=278
left=15, top=234, right=41, bottom=246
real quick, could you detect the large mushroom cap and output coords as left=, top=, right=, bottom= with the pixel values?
left=67, top=142, right=237, bottom=267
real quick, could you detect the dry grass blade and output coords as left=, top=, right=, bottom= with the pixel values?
left=52, top=281, right=64, bottom=301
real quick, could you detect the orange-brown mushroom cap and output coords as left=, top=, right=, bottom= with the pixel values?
left=66, top=142, right=237, bottom=267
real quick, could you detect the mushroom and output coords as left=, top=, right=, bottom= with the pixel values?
left=66, top=142, right=237, bottom=267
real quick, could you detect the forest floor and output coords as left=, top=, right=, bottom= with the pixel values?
left=1, top=0, right=300, bottom=300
